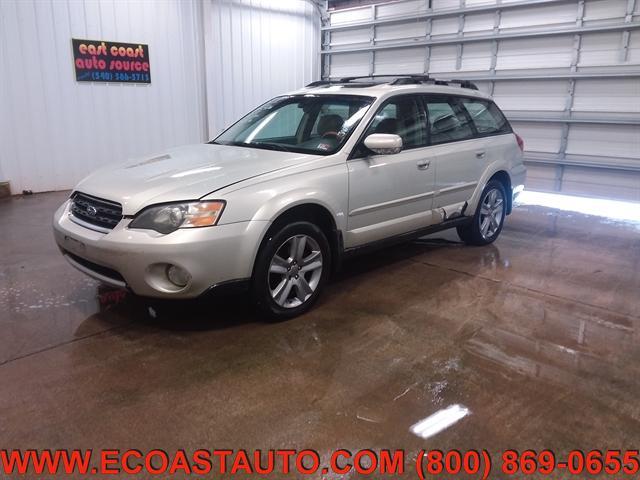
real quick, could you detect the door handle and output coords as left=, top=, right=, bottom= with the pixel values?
left=476, top=151, right=486, bottom=159
left=417, top=159, right=430, bottom=170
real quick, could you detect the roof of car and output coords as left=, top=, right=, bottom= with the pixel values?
left=290, top=75, right=492, bottom=101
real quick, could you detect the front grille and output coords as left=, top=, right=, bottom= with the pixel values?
left=70, top=192, right=123, bottom=231
left=64, top=251, right=126, bottom=284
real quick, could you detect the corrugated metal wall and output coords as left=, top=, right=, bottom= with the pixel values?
left=322, top=0, right=640, bottom=201
left=0, top=0, right=207, bottom=194
left=203, top=0, right=321, bottom=137
left=0, top=0, right=321, bottom=194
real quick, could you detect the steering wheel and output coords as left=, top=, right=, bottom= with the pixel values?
left=321, top=131, right=339, bottom=139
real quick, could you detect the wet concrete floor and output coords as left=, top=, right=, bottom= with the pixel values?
left=1, top=191, right=639, bottom=478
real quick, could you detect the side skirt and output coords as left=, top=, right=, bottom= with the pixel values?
left=342, top=216, right=472, bottom=259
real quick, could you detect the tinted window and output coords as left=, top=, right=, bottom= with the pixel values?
left=424, top=97, right=474, bottom=144
left=214, top=95, right=373, bottom=155
left=461, top=98, right=511, bottom=135
left=363, top=96, right=427, bottom=149
left=310, top=102, right=351, bottom=136
left=250, top=103, right=304, bottom=140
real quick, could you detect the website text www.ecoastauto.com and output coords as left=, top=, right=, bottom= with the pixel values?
left=2, top=448, right=640, bottom=478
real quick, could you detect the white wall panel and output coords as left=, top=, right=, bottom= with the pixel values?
left=432, top=0, right=460, bottom=10
left=561, top=167, right=640, bottom=201
left=465, top=0, right=498, bottom=6
left=428, top=45, right=458, bottom=72
left=378, top=0, right=428, bottom=18
left=463, top=13, right=495, bottom=34
left=375, top=47, right=425, bottom=74
left=566, top=124, right=640, bottom=159
left=431, top=17, right=460, bottom=36
left=204, top=0, right=320, bottom=137
left=377, top=22, right=428, bottom=42
left=628, top=30, right=640, bottom=63
left=579, top=32, right=626, bottom=66
left=459, top=41, right=493, bottom=71
left=573, top=79, right=640, bottom=113
left=0, top=0, right=206, bottom=194
left=496, top=36, right=575, bottom=70
left=328, top=51, right=370, bottom=77
left=500, top=4, right=578, bottom=31
left=584, top=0, right=628, bottom=23
left=327, top=5, right=370, bottom=24
left=331, top=27, right=371, bottom=46
left=493, top=80, right=568, bottom=112
left=511, top=122, right=563, bottom=154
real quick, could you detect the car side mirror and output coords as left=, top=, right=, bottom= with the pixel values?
left=363, top=133, right=403, bottom=155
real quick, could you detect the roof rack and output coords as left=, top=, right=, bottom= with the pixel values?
left=339, top=74, right=429, bottom=83
left=304, top=80, right=334, bottom=87
left=304, top=74, right=478, bottom=90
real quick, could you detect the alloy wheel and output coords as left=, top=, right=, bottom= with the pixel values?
left=479, top=188, right=504, bottom=240
left=268, top=234, right=323, bottom=308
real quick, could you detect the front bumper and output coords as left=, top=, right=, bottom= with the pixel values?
left=53, top=200, right=268, bottom=298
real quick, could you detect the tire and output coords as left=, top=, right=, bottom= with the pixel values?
left=251, top=221, right=331, bottom=320
left=456, top=179, right=507, bottom=246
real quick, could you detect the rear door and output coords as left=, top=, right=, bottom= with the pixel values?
left=346, top=94, right=436, bottom=247
left=422, top=95, right=486, bottom=215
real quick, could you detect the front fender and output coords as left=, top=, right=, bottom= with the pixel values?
left=203, top=163, right=349, bottom=275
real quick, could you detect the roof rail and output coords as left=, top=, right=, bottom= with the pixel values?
left=306, top=74, right=479, bottom=90
left=339, top=74, right=431, bottom=83
left=448, top=78, right=479, bottom=90
left=305, top=80, right=334, bottom=87
left=390, top=75, right=479, bottom=90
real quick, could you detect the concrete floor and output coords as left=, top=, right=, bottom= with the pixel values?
left=1, top=191, right=639, bottom=476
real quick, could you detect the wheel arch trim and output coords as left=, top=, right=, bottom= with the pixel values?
left=466, top=164, right=513, bottom=216
left=250, top=196, right=344, bottom=277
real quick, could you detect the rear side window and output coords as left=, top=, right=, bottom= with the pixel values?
left=424, top=97, right=474, bottom=144
left=461, top=98, right=511, bottom=135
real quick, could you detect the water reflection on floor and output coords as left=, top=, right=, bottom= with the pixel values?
left=1, top=191, right=639, bottom=473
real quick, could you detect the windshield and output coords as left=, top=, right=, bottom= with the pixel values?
left=212, top=94, right=374, bottom=155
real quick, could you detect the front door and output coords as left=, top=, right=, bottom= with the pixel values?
left=346, top=95, right=436, bottom=247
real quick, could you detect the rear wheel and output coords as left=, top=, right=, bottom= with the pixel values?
left=457, top=180, right=506, bottom=246
left=251, top=221, right=330, bottom=320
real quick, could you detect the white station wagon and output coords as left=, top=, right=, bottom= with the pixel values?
left=54, top=75, right=526, bottom=319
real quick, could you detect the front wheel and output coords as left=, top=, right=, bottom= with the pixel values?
left=251, top=221, right=331, bottom=320
left=457, top=180, right=506, bottom=246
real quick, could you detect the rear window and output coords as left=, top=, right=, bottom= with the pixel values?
left=460, top=98, right=511, bottom=135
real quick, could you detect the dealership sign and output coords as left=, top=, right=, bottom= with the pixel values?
left=72, top=39, right=151, bottom=83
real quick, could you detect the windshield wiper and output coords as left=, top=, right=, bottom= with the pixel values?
left=217, top=141, right=291, bottom=152
left=212, top=141, right=317, bottom=154
left=246, top=142, right=292, bottom=152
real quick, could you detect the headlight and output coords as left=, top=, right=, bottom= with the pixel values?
left=129, top=201, right=225, bottom=234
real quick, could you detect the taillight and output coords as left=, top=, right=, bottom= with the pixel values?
left=515, top=133, right=524, bottom=152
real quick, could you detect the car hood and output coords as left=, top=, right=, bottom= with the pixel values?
left=74, top=144, right=316, bottom=215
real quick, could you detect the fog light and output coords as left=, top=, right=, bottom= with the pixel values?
left=166, top=265, right=191, bottom=287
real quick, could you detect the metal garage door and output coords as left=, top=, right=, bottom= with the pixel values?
left=321, top=0, right=640, bottom=201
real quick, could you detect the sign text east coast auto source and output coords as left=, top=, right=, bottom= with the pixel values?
left=72, top=39, right=150, bottom=83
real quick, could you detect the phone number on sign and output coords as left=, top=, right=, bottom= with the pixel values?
left=415, top=449, right=640, bottom=479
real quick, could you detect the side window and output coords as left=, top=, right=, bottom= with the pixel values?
left=424, top=97, right=475, bottom=145
left=461, top=98, right=511, bottom=135
left=363, top=96, right=427, bottom=149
